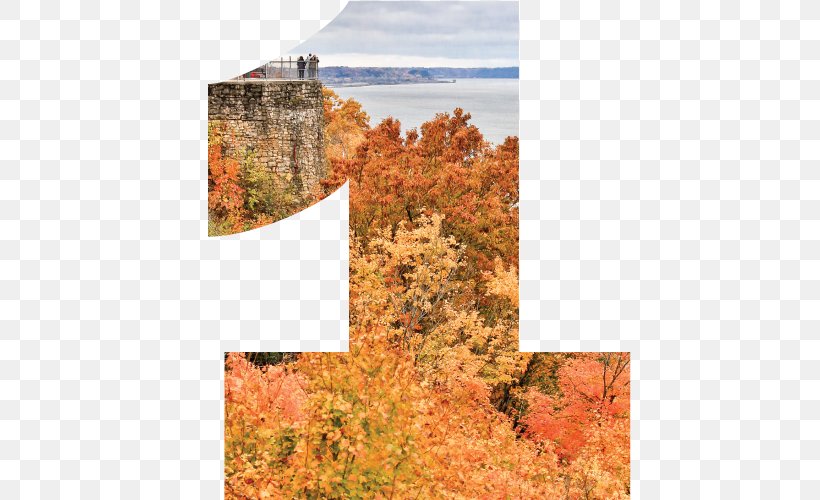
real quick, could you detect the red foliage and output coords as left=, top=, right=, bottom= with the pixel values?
left=208, top=141, right=245, bottom=222
left=222, top=95, right=630, bottom=498
left=524, top=353, right=630, bottom=459
left=523, top=353, right=631, bottom=498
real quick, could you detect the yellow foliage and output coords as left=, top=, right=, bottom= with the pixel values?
left=224, top=92, right=629, bottom=498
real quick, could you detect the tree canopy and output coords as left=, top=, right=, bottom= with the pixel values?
left=224, top=88, right=630, bottom=499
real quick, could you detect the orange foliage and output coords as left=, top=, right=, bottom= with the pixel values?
left=224, top=353, right=308, bottom=498
left=323, top=109, right=519, bottom=275
left=322, top=87, right=370, bottom=161
left=523, top=353, right=631, bottom=498
left=224, top=218, right=630, bottom=498
left=224, top=94, right=630, bottom=498
left=208, top=139, right=246, bottom=232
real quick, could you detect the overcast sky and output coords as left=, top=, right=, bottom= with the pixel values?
left=290, top=1, right=518, bottom=68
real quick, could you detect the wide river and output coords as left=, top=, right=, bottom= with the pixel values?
left=331, top=78, right=519, bottom=145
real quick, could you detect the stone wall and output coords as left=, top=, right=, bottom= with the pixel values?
left=208, top=80, right=325, bottom=200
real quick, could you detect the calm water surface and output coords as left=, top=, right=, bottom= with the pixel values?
left=331, top=79, right=518, bottom=145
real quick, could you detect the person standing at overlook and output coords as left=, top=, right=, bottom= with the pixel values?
left=307, top=53, right=319, bottom=79
left=312, top=54, right=320, bottom=79
left=297, top=56, right=306, bottom=79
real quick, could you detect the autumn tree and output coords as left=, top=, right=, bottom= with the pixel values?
left=224, top=353, right=307, bottom=498
left=322, top=87, right=371, bottom=161
left=322, top=108, right=519, bottom=303
left=224, top=94, right=630, bottom=499
left=208, top=127, right=246, bottom=235
left=523, top=352, right=631, bottom=498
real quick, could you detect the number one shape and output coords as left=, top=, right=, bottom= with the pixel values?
left=217, top=5, right=630, bottom=495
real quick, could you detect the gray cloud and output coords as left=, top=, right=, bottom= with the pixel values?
left=291, top=1, right=518, bottom=66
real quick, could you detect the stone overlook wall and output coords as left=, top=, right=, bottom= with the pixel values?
left=208, top=80, right=325, bottom=200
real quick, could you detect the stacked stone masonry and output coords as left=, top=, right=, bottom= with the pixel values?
left=208, top=80, right=325, bottom=200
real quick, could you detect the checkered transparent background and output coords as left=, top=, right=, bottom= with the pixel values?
left=1, top=0, right=818, bottom=498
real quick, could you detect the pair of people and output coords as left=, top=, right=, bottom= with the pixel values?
left=296, top=54, right=319, bottom=79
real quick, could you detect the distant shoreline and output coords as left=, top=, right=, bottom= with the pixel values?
left=326, top=77, right=517, bottom=89
left=320, top=66, right=518, bottom=89
left=327, top=79, right=457, bottom=89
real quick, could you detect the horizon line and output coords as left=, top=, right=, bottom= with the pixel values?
left=322, top=65, right=519, bottom=69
